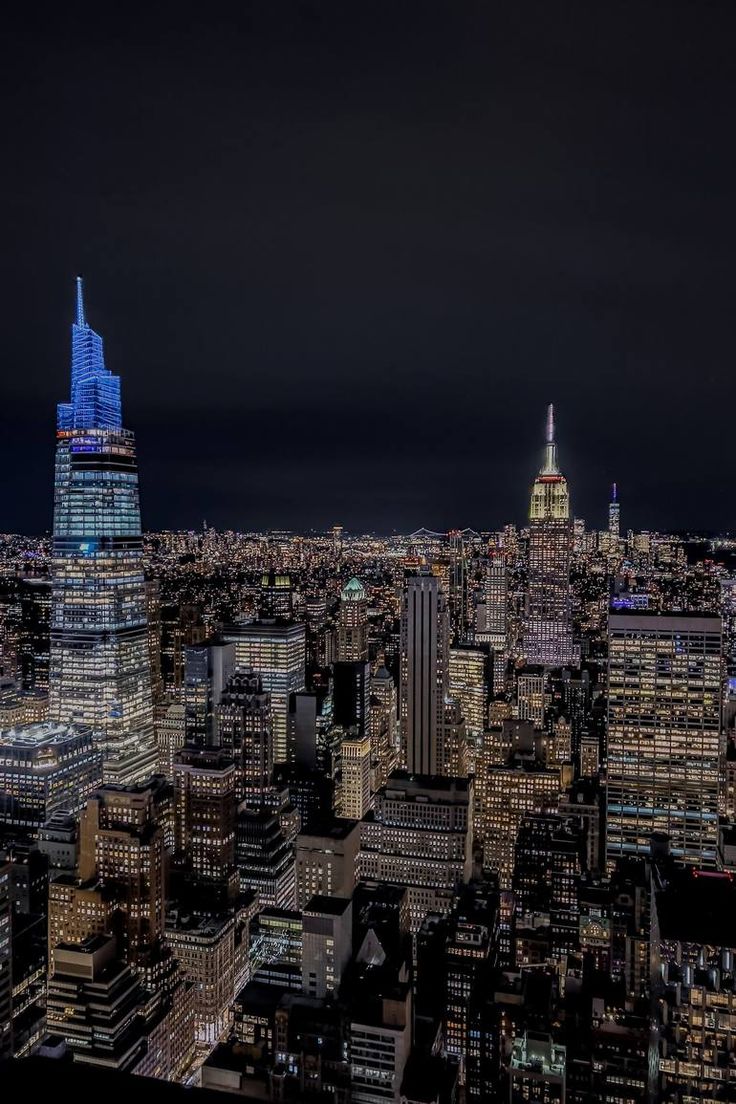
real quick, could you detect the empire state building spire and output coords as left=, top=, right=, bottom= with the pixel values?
left=541, top=402, right=560, bottom=475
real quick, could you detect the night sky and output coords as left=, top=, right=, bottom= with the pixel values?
left=3, top=2, right=735, bottom=535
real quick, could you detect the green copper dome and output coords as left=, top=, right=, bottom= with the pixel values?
left=341, top=577, right=366, bottom=601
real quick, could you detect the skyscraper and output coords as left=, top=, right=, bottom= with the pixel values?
left=524, top=404, right=575, bottom=667
left=337, top=577, right=368, bottom=662
left=401, top=571, right=449, bottom=775
left=49, top=279, right=157, bottom=784
left=606, top=612, right=723, bottom=867
left=608, top=482, right=620, bottom=540
left=220, top=619, right=306, bottom=763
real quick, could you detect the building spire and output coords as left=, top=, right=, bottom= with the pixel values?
left=541, top=402, right=560, bottom=475
left=546, top=402, right=555, bottom=445
left=75, top=275, right=86, bottom=328
left=611, top=481, right=617, bottom=502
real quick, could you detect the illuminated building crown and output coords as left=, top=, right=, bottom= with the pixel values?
left=529, top=403, right=570, bottom=521
left=57, top=276, right=122, bottom=432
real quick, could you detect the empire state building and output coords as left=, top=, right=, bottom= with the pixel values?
left=48, top=278, right=158, bottom=783
left=524, top=404, right=575, bottom=667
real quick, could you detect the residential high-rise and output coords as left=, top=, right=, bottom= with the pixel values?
left=217, top=668, right=273, bottom=805
left=77, top=781, right=166, bottom=973
left=524, top=404, right=575, bottom=667
left=49, top=279, right=157, bottom=784
left=401, top=572, right=449, bottom=775
left=173, top=747, right=238, bottom=905
left=606, top=612, right=723, bottom=867
left=337, top=577, right=368, bottom=661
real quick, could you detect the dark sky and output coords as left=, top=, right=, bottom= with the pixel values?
left=3, top=2, right=735, bottom=535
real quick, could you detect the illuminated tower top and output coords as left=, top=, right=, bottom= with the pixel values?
left=57, top=276, right=122, bottom=433
left=608, top=482, right=621, bottom=538
left=529, top=403, right=570, bottom=520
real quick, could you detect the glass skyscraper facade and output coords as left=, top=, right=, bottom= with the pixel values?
left=48, top=278, right=157, bottom=783
left=606, top=612, right=723, bottom=867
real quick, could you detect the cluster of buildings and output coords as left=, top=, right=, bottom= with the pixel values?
left=0, top=281, right=735, bottom=1102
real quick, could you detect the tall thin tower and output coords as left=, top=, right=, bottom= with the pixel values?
left=524, top=404, right=574, bottom=667
left=49, top=278, right=157, bottom=784
left=400, top=571, right=449, bottom=775
left=608, top=482, right=620, bottom=540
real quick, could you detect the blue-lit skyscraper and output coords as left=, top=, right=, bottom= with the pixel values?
left=49, top=278, right=158, bottom=783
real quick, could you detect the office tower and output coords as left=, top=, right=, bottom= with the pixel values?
left=46, top=935, right=147, bottom=1071
left=337, top=577, right=368, bottom=661
left=369, top=662, right=397, bottom=792
left=221, top=620, right=306, bottom=763
left=295, top=818, right=359, bottom=908
left=524, top=404, right=574, bottom=667
left=359, top=772, right=473, bottom=931
left=517, top=671, right=545, bottom=727
left=49, top=279, right=157, bottom=784
left=607, top=612, right=723, bottom=867
left=401, top=572, right=449, bottom=775
left=302, top=894, right=352, bottom=999
left=248, top=907, right=304, bottom=990
left=217, top=668, right=273, bottom=805
left=339, top=733, right=371, bottom=819
left=448, top=644, right=489, bottom=739
left=154, top=701, right=186, bottom=779
left=2, top=844, right=48, bottom=1058
left=287, top=690, right=318, bottom=768
left=609, top=482, right=620, bottom=539
left=474, top=723, right=564, bottom=888
left=332, top=524, right=344, bottom=561
left=333, top=660, right=371, bottom=735
left=77, top=782, right=166, bottom=974
left=259, top=570, right=293, bottom=621
left=160, top=602, right=206, bottom=697
left=183, top=640, right=235, bottom=746
left=235, top=808, right=296, bottom=908
left=173, top=747, right=238, bottom=906
left=19, top=579, right=51, bottom=693
left=509, top=1032, right=566, bottom=1103
left=444, top=880, right=499, bottom=1073
left=440, top=696, right=469, bottom=778
left=144, top=579, right=164, bottom=704
left=0, top=864, right=10, bottom=1060
left=475, top=551, right=508, bottom=657
left=0, top=722, right=102, bottom=828
left=513, top=813, right=582, bottom=965
left=448, top=529, right=469, bottom=640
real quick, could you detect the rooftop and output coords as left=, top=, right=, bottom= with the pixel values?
left=0, top=721, right=94, bottom=748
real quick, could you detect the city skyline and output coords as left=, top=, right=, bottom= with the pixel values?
left=3, top=4, right=736, bottom=535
